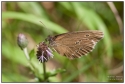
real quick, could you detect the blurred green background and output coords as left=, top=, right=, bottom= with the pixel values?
left=2, top=2, right=123, bottom=82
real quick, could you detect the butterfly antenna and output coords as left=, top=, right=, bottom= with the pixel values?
left=39, top=21, right=52, bottom=42
left=39, top=21, right=48, bottom=29
left=39, top=21, right=52, bottom=34
left=76, top=19, right=83, bottom=31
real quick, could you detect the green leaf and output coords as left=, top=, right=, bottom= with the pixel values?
left=47, top=68, right=66, bottom=77
left=17, top=2, right=49, bottom=19
left=59, top=2, right=72, bottom=11
left=29, top=49, right=35, bottom=60
left=63, top=59, right=96, bottom=82
left=2, top=73, right=29, bottom=82
left=2, top=11, right=67, bottom=34
left=2, top=41, right=28, bottom=65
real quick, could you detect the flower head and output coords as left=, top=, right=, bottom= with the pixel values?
left=36, top=42, right=53, bottom=63
left=17, top=33, right=28, bottom=50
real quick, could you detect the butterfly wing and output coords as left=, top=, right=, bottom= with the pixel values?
left=49, top=30, right=104, bottom=59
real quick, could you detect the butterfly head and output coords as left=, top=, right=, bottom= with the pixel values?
left=45, top=35, right=55, bottom=44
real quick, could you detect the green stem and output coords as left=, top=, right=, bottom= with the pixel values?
left=43, top=62, right=47, bottom=81
left=23, top=48, right=35, bottom=71
left=23, top=48, right=48, bottom=82
left=23, top=48, right=30, bottom=60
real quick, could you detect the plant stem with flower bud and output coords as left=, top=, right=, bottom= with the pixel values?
left=17, top=33, right=37, bottom=71
left=18, top=34, right=52, bottom=82
left=17, top=33, right=40, bottom=81
left=23, top=48, right=36, bottom=71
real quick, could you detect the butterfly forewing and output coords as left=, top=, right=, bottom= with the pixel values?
left=48, top=30, right=104, bottom=59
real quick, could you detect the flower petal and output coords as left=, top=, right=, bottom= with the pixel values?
left=46, top=50, right=54, bottom=58
left=48, top=48, right=53, bottom=52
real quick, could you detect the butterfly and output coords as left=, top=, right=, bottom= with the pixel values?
left=45, top=30, right=104, bottom=59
